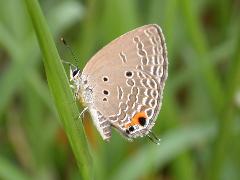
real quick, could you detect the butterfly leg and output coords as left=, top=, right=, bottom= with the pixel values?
left=78, top=107, right=88, bottom=119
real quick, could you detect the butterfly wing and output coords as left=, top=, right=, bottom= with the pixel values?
left=81, top=24, right=168, bottom=140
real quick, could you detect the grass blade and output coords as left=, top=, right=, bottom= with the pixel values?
left=111, top=122, right=216, bottom=180
left=23, top=0, right=93, bottom=179
left=0, top=156, right=30, bottom=180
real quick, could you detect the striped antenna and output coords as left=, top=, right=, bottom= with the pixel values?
left=60, top=37, right=79, bottom=68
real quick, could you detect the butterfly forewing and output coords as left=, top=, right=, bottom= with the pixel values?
left=81, top=24, right=168, bottom=140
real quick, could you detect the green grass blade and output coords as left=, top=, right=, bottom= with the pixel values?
left=23, top=0, right=93, bottom=179
left=0, top=156, right=30, bottom=180
left=181, top=0, right=224, bottom=114
left=111, top=122, right=216, bottom=180
left=210, top=18, right=240, bottom=180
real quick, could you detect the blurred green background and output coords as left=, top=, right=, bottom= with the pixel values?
left=0, top=0, right=240, bottom=180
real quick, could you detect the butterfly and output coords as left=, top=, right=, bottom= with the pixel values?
left=65, top=24, right=168, bottom=144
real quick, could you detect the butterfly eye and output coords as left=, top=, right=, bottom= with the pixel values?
left=72, top=69, right=79, bottom=77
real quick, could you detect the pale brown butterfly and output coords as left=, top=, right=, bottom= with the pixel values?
left=64, top=24, right=168, bottom=144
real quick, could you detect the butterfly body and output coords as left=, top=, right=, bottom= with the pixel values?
left=70, top=24, right=168, bottom=142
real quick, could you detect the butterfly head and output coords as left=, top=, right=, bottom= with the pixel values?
left=70, top=66, right=81, bottom=82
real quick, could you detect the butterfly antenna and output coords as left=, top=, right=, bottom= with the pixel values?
left=61, top=60, right=76, bottom=67
left=60, top=37, right=79, bottom=69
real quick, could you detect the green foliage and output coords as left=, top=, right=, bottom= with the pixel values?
left=24, top=0, right=92, bottom=179
left=0, top=0, right=239, bottom=180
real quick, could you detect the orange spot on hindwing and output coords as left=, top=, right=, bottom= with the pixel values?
left=125, top=111, right=147, bottom=128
